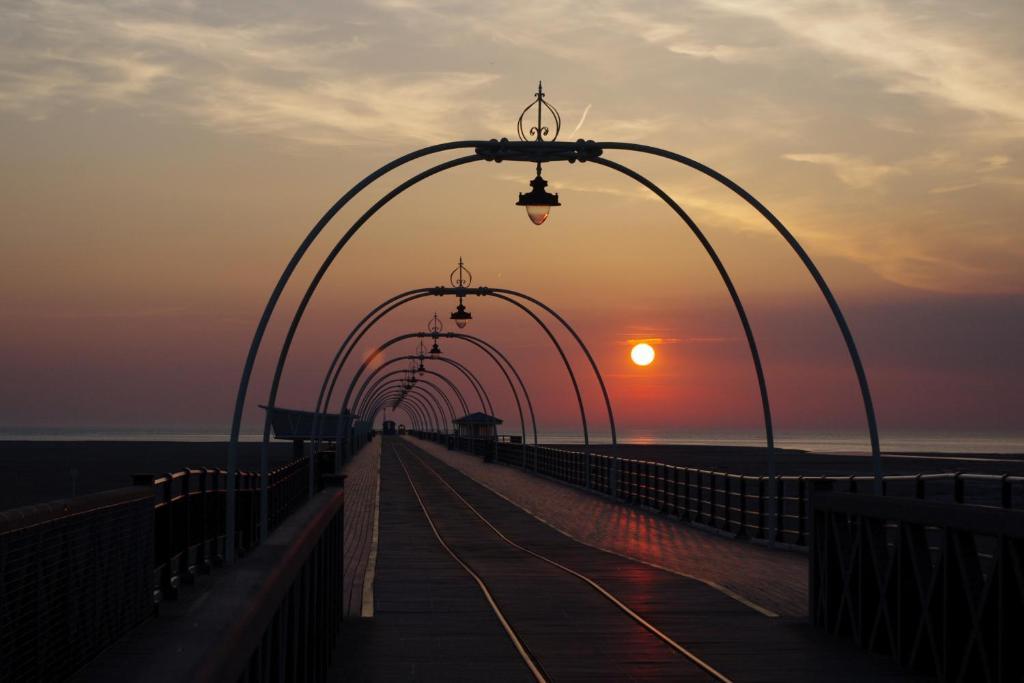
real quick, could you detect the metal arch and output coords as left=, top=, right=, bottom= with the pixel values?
left=585, top=156, right=776, bottom=519
left=252, top=154, right=484, bottom=542
left=367, top=392, right=421, bottom=430
left=443, top=333, right=538, bottom=448
left=313, top=286, right=606, bottom=447
left=370, top=395, right=423, bottom=431
left=355, top=370, right=459, bottom=422
left=231, top=136, right=880, bottom=557
left=359, top=381, right=452, bottom=431
left=414, top=368, right=470, bottom=415
left=336, top=337, right=529, bottom=448
left=228, top=140, right=486, bottom=559
left=365, top=384, right=447, bottom=435
left=338, top=332, right=535, bottom=458
left=431, top=356, right=494, bottom=417
left=358, top=375, right=458, bottom=425
left=383, top=388, right=441, bottom=433
left=402, top=391, right=443, bottom=434
left=368, top=393, right=419, bottom=430
left=315, top=288, right=573, bottom=448
left=368, top=393, right=427, bottom=430
left=351, top=355, right=471, bottom=416
left=311, top=287, right=433, bottom=442
left=391, top=404, right=420, bottom=432
left=341, top=333, right=528, bottom=457
left=488, top=288, right=614, bottom=445
left=393, top=386, right=446, bottom=432
left=379, top=394, right=422, bottom=431
left=598, top=142, right=881, bottom=489
left=385, top=394, right=430, bottom=433
left=483, top=292, right=588, bottom=444
left=343, top=333, right=449, bottom=436
left=437, top=333, right=529, bottom=457
left=316, top=289, right=587, bottom=451
left=378, top=393, right=426, bottom=431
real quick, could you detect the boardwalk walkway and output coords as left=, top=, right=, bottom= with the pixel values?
left=405, top=437, right=807, bottom=618
left=336, top=437, right=919, bottom=681
left=341, top=438, right=381, bottom=617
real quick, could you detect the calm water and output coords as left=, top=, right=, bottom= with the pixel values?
left=1, top=427, right=1022, bottom=455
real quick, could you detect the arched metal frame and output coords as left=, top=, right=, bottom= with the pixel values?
left=378, top=395, right=424, bottom=432
left=368, top=391, right=422, bottom=429
left=362, top=376, right=454, bottom=423
left=376, top=388, right=440, bottom=433
left=358, top=375, right=457, bottom=425
left=361, top=380, right=449, bottom=432
left=372, top=399, right=425, bottom=434
left=345, top=339, right=535, bottom=462
left=345, top=354, right=500, bottom=440
left=386, top=402, right=419, bottom=431
left=342, top=332, right=532, bottom=459
left=350, top=360, right=466, bottom=419
left=226, top=137, right=880, bottom=561
left=369, top=394, right=422, bottom=429
left=309, top=288, right=595, bottom=470
left=354, top=368, right=462, bottom=420
left=308, top=286, right=614, bottom=461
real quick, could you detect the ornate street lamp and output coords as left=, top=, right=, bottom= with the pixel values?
left=516, top=163, right=561, bottom=225
left=449, top=257, right=473, bottom=328
left=415, top=340, right=428, bottom=373
left=515, top=83, right=561, bottom=225
left=428, top=313, right=443, bottom=354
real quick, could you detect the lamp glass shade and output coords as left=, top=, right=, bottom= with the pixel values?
left=525, top=205, right=551, bottom=225
left=455, top=318, right=468, bottom=329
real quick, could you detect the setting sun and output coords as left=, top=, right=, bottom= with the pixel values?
left=630, top=343, right=655, bottom=366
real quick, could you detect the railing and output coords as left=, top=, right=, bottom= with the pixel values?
left=133, top=453, right=331, bottom=604
left=426, top=439, right=1024, bottom=548
left=811, top=492, right=1024, bottom=681
left=0, top=487, right=154, bottom=682
left=0, top=449, right=338, bottom=682
left=191, top=478, right=345, bottom=682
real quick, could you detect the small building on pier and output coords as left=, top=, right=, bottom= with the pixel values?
left=453, top=412, right=503, bottom=439
left=382, top=420, right=396, bottom=435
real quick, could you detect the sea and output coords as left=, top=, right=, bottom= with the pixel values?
left=1, top=427, right=1022, bottom=455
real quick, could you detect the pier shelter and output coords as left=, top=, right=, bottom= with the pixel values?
left=453, top=412, right=503, bottom=439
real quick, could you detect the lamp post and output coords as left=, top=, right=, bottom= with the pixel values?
left=515, top=83, right=561, bottom=225
left=449, top=258, right=473, bottom=328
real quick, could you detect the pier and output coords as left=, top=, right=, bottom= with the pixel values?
left=4, top=431, right=1022, bottom=681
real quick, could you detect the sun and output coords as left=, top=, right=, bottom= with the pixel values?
left=630, top=342, right=655, bottom=366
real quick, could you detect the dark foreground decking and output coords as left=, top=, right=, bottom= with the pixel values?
left=334, top=438, right=921, bottom=682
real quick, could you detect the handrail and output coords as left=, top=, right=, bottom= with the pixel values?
left=439, top=438, right=1023, bottom=548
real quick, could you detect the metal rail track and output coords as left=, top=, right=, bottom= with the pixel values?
left=392, top=440, right=732, bottom=682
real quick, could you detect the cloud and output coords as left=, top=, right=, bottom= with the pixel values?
left=602, top=8, right=757, bottom=63
left=623, top=336, right=728, bottom=346
left=702, top=0, right=1024, bottom=132
left=0, top=0, right=498, bottom=145
left=783, top=153, right=907, bottom=189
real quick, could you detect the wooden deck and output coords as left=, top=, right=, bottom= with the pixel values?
left=335, top=437, right=923, bottom=681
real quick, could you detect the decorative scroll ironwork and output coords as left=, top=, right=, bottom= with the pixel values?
left=517, top=81, right=562, bottom=143
left=449, top=257, right=472, bottom=288
left=427, top=313, right=443, bottom=335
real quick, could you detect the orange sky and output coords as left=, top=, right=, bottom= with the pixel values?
left=1, top=1, right=1022, bottom=446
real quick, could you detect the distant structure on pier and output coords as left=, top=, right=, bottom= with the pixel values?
left=453, top=412, right=503, bottom=440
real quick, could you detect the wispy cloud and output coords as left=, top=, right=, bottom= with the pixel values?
left=622, top=336, right=728, bottom=346
left=703, top=0, right=1024, bottom=132
left=783, top=153, right=907, bottom=189
left=0, top=0, right=498, bottom=145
